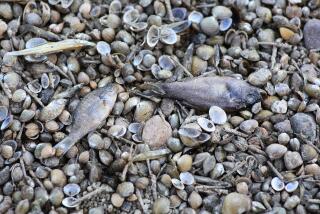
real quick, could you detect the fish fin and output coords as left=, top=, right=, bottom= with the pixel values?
left=138, top=82, right=166, bottom=96
left=54, top=135, right=77, bottom=157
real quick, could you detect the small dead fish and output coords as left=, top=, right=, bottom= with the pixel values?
left=6, top=39, right=95, bottom=56
left=141, top=76, right=261, bottom=111
left=54, top=84, right=117, bottom=156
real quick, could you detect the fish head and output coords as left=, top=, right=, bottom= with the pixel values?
left=243, top=87, right=262, bottom=106
left=228, top=85, right=261, bottom=110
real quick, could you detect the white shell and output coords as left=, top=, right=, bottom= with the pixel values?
left=172, top=178, right=185, bottom=190
left=109, top=0, right=122, bottom=14
left=62, top=197, right=79, bottom=208
left=147, top=25, right=160, bottom=47
left=1, top=115, right=13, bottom=130
left=159, top=55, right=175, bottom=70
left=271, top=177, right=285, bottom=192
left=179, top=172, right=195, bottom=185
left=0, top=106, right=8, bottom=121
left=128, top=122, right=142, bottom=134
left=41, top=73, right=50, bottom=89
left=63, top=183, right=81, bottom=197
left=96, top=41, right=111, bottom=56
left=188, top=11, right=204, bottom=24
left=108, top=125, right=127, bottom=137
left=209, top=106, right=227, bottom=125
left=197, top=117, right=216, bottom=132
left=123, top=9, right=139, bottom=24
left=178, top=128, right=201, bottom=138
left=160, top=27, right=177, bottom=45
left=285, top=181, right=299, bottom=193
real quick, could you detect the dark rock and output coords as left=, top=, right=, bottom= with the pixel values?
left=290, top=113, right=316, bottom=141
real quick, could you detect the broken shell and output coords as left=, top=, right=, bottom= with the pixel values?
left=63, top=183, right=81, bottom=197
left=271, top=177, right=285, bottom=191
left=1, top=115, right=13, bottom=130
left=196, top=133, right=211, bottom=143
left=0, top=106, right=8, bottom=121
left=188, top=11, right=203, bottom=24
left=96, top=41, right=111, bottom=56
left=209, top=106, right=227, bottom=125
left=197, top=117, right=216, bottom=132
left=128, top=122, right=143, bottom=134
left=109, top=0, right=122, bottom=14
left=179, top=172, right=194, bottom=185
left=123, top=9, right=139, bottom=24
left=172, top=178, right=184, bottom=190
left=62, top=197, right=79, bottom=208
left=41, top=73, right=50, bottom=89
left=27, top=80, right=42, bottom=94
left=285, top=181, right=299, bottom=193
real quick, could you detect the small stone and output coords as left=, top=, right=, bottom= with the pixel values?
left=177, top=154, right=193, bottom=172
left=301, top=144, right=318, bottom=162
left=271, top=100, right=287, bottom=114
left=188, top=191, right=202, bottom=209
left=111, top=193, right=124, bottom=207
left=142, top=115, right=172, bottom=149
left=153, top=197, right=170, bottom=214
left=304, top=19, right=320, bottom=50
left=278, top=133, right=290, bottom=145
left=266, top=144, right=287, bottom=160
left=239, top=119, right=259, bottom=133
left=191, top=56, right=207, bottom=76
left=222, top=192, right=251, bottom=214
left=50, top=169, right=66, bottom=187
left=248, top=68, right=272, bottom=86
left=200, top=16, right=219, bottom=36
left=89, top=207, right=104, bottom=214
left=117, top=182, right=134, bottom=197
left=284, top=151, right=303, bottom=170
left=284, top=195, right=300, bottom=210
left=305, top=164, right=320, bottom=176
left=290, top=113, right=317, bottom=141
left=236, top=182, right=248, bottom=195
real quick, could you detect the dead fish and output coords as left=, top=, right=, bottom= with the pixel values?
left=6, top=39, right=95, bottom=56
left=54, top=84, right=117, bottom=156
left=141, top=76, right=261, bottom=111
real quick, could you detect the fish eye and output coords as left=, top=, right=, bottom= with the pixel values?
left=246, top=93, right=257, bottom=103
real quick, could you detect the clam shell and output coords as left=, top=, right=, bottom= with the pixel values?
left=271, top=177, right=285, bottom=191
left=167, top=20, right=191, bottom=33
left=61, top=0, right=73, bottom=8
left=147, top=25, right=160, bottom=47
left=109, top=0, right=122, bottom=14
left=209, top=106, right=227, bottom=125
left=160, top=27, right=177, bottom=45
left=108, top=125, right=127, bottom=137
left=188, top=11, right=203, bottom=24
left=63, top=183, right=81, bottom=197
left=219, top=18, right=233, bottom=31
left=195, top=133, right=211, bottom=143
left=1, top=115, right=13, bottom=130
left=178, top=128, right=201, bottom=138
left=62, top=197, right=79, bottom=208
left=28, top=80, right=42, bottom=94
left=128, top=122, right=143, bottom=134
left=172, top=7, right=187, bottom=21
left=285, top=181, right=299, bottom=193
left=25, top=38, right=48, bottom=62
left=197, top=117, right=216, bottom=132
left=172, top=178, right=184, bottom=190
left=179, top=172, right=194, bottom=185
left=96, top=41, right=111, bottom=56
left=159, top=55, right=175, bottom=70
left=41, top=73, right=50, bottom=89
left=123, top=9, right=139, bottom=24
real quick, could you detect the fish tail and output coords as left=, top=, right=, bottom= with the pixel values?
left=54, top=135, right=77, bottom=157
left=138, top=82, right=166, bottom=96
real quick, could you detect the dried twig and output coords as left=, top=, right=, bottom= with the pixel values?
left=24, top=86, right=45, bottom=107
left=267, top=161, right=284, bottom=180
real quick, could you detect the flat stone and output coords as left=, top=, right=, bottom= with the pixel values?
left=290, top=113, right=316, bottom=141
left=284, top=151, right=303, bottom=170
left=304, top=19, right=320, bottom=50
left=142, top=115, right=172, bottom=149
left=266, top=144, right=287, bottom=160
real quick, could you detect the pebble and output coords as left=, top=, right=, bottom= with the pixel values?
left=271, top=100, right=287, bottom=114
left=301, top=144, right=318, bottom=161
left=50, top=169, right=67, bottom=187
left=188, top=191, right=202, bottom=209
left=284, top=195, right=300, bottom=210
left=200, top=16, right=219, bottom=36
left=248, top=68, right=272, bottom=86
left=142, top=115, right=172, bottom=149
left=303, top=19, right=320, bottom=49
left=177, top=155, right=193, bottom=172
left=266, top=144, right=287, bottom=160
left=290, top=113, right=317, bottom=141
left=117, top=182, right=134, bottom=197
left=222, top=192, right=251, bottom=214
left=284, top=151, right=303, bottom=170
left=236, top=182, right=249, bottom=195
left=153, top=197, right=170, bottom=214
left=239, top=119, right=259, bottom=133
left=111, top=193, right=124, bottom=207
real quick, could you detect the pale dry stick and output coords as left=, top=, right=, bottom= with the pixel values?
left=131, top=90, right=161, bottom=103
left=164, top=0, right=174, bottom=22
left=136, top=189, right=148, bottom=214
left=267, top=161, right=284, bottom=181
left=0, top=79, right=12, bottom=99
left=71, top=185, right=114, bottom=206
left=308, top=199, right=320, bottom=204
left=53, top=83, right=84, bottom=99
left=195, top=3, right=216, bottom=8
left=257, top=41, right=291, bottom=48
left=220, top=160, right=247, bottom=180
left=147, top=159, right=158, bottom=201
left=24, top=86, right=45, bottom=107
left=171, top=57, right=194, bottom=77
left=16, top=122, right=25, bottom=143
left=195, top=185, right=228, bottom=195
left=67, top=69, right=77, bottom=85
left=44, top=60, right=70, bottom=80
left=120, top=143, right=135, bottom=182
left=28, top=169, right=45, bottom=189
left=180, top=109, right=195, bottom=126
left=181, top=114, right=208, bottom=126
left=101, top=129, right=137, bottom=146
left=224, top=127, right=248, bottom=138
left=270, top=44, right=278, bottom=70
